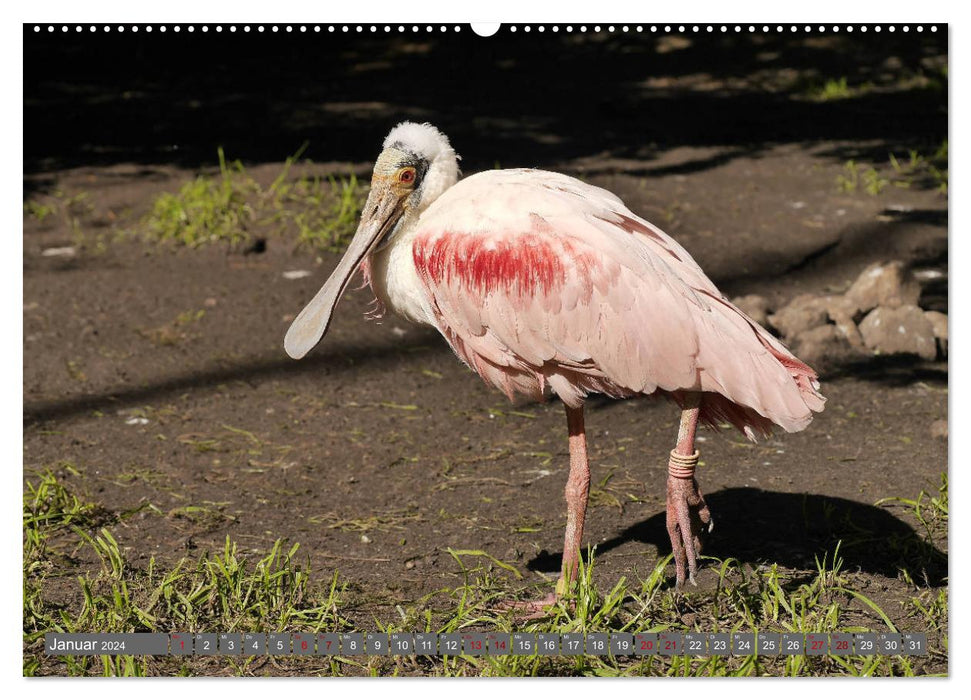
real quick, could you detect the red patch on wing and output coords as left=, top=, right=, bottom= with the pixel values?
left=414, top=230, right=570, bottom=297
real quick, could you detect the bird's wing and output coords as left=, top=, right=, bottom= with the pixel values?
left=411, top=169, right=824, bottom=435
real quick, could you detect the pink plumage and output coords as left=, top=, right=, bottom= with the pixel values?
left=409, top=168, right=824, bottom=439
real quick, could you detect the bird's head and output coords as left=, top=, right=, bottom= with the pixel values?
left=284, top=122, right=459, bottom=360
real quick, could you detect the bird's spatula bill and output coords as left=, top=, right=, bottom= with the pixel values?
left=284, top=188, right=400, bottom=359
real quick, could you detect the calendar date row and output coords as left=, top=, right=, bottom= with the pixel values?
left=46, top=631, right=927, bottom=657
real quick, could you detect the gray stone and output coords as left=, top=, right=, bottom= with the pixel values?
left=768, top=294, right=829, bottom=338
left=768, top=294, right=863, bottom=349
left=930, top=420, right=948, bottom=440
left=845, top=261, right=921, bottom=315
left=925, top=311, right=948, bottom=357
left=858, top=305, right=937, bottom=360
left=789, top=324, right=860, bottom=373
left=824, top=295, right=865, bottom=349
left=731, top=294, right=771, bottom=328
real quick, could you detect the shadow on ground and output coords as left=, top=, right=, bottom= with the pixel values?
left=528, top=488, right=947, bottom=586
left=22, top=326, right=445, bottom=426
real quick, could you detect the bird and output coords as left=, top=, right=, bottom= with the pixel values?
left=285, top=121, right=825, bottom=612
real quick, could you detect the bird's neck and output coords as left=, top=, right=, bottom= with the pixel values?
left=415, top=153, right=460, bottom=216
left=367, top=221, right=436, bottom=327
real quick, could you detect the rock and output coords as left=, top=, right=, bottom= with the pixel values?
left=925, top=311, right=948, bottom=357
left=768, top=294, right=828, bottom=338
left=824, top=295, right=865, bottom=349
left=731, top=294, right=771, bottom=328
left=929, top=419, right=948, bottom=440
left=768, top=294, right=863, bottom=349
left=858, top=305, right=937, bottom=360
left=789, top=325, right=860, bottom=374
left=844, top=261, right=920, bottom=315
left=41, top=246, right=77, bottom=257
left=913, top=268, right=945, bottom=284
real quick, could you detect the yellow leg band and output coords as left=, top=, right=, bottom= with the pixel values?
left=668, top=449, right=700, bottom=479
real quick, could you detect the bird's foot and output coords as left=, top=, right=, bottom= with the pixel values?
left=494, top=592, right=560, bottom=621
left=665, top=449, right=713, bottom=588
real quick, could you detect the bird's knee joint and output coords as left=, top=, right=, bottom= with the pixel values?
left=564, top=475, right=590, bottom=502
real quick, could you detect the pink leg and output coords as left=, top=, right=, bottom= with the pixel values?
left=665, top=394, right=713, bottom=587
left=558, top=404, right=591, bottom=594
left=498, top=404, right=590, bottom=618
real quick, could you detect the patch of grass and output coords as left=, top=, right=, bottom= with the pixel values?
left=23, top=190, right=93, bottom=222
left=25, top=472, right=947, bottom=676
left=802, top=76, right=874, bottom=102
left=889, top=142, right=948, bottom=194
left=24, top=200, right=56, bottom=221
left=836, top=160, right=889, bottom=195
left=907, top=588, right=948, bottom=634
left=24, top=468, right=105, bottom=564
left=811, top=77, right=852, bottom=101
left=839, top=142, right=948, bottom=197
left=863, top=169, right=890, bottom=196
left=876, top=472, right=948, bottom=564
left=141, top=145, right=365, bottom=251
left=144, top=148, right=256, bottom=247
left=375, top=543, right=937, bottom=677
left=447, top=548, right=524, bottom=581
left=284, top=173, right=364, bottom=252
left=588, top=468, right=625, bottom=511
left=25, top=480, right=350, bottom=675
left=24, top=190, right=112, bottom=254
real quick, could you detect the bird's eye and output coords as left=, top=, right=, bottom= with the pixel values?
left=398, top=168, right=416, bottom=185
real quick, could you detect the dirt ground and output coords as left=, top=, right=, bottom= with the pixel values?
left=23, top=27, right=947, bottom=674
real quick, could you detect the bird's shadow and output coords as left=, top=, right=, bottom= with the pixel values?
left=527, top=488, right=947, bottom=587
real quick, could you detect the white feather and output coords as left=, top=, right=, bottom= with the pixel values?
left=383, top=121, right=457, bottom=165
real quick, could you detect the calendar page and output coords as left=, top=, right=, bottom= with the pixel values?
left=23, top=13, right=948, bottom=680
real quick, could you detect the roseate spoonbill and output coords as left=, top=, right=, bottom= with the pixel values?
left=285, top=122, right=825, bottom=609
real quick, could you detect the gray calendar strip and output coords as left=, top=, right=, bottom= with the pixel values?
left=45, top=633, right=169, bottom=656
left=43, top=631, right=927, bottom=657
